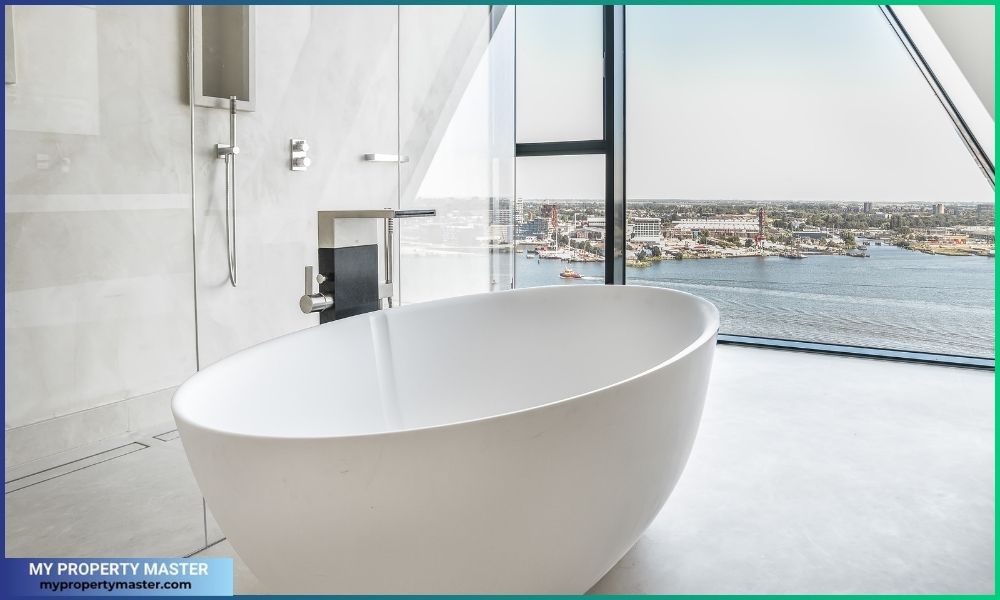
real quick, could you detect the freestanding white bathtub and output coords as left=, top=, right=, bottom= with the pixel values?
left=173, top=285, right=718, bottom=594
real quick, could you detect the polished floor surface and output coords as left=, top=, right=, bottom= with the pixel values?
left=6, top=346, right=994, bottom=593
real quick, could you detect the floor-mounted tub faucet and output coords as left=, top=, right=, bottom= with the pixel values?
left=300, top=209, right=436, bottom=321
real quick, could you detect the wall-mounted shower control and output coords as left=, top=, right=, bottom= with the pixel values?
left=290, top=138, right=310, bottom=171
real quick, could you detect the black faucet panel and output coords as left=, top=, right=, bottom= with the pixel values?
left=317, top=244, right=380, bottom=324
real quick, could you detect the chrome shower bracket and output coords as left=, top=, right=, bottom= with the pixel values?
left=216, top=96, right=240, bottom=287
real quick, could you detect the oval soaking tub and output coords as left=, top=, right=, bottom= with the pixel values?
left=173, top=285, right=719, bottom=594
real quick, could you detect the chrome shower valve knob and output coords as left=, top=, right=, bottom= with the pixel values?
left=290, top=138, right=310, bottom=171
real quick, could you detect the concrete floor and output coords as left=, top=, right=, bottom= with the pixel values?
left=5, top=426, right=224, bottom=558
left=589, top=346, right=994, bottom=594
left=6, top=346, right=994, bottom=593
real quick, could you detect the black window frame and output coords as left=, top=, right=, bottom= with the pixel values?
left=514, top=5, right=626, bottom=285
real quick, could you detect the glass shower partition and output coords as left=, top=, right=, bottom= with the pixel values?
left=397, top=5, right=515, bottom=305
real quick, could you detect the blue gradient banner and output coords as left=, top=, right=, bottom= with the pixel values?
left=1, top=558, right=233, bottom=597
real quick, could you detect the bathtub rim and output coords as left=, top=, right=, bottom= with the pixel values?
left=172, top=284, right=720, bottom=442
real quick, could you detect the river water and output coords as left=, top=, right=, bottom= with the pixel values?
left=513, top=244, right=994, bottom=357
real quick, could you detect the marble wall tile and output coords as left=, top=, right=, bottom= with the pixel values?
left=4, top=211, right=196, bottom=428
left=4, top=386, right=178, bottom=470
left=5, top=6, right=190, bottom=195
left=126, top=387, right=177, bottom=433
left=4, top=5, right=196, bottom=432
left=4, top=6, right=100, bottom=136
left=5, top=402, right=129, bottom=470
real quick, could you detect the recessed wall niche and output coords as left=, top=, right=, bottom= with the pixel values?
left=191, top=5, right=255, bottom=111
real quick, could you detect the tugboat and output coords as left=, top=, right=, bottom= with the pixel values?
left=559, top=268, right=583, bottom=279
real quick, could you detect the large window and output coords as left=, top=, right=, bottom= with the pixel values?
left=512, top=5, right=993, bottom=361
left=622, top=5, right=993, bottom=359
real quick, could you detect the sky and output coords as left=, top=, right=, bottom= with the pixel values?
left=419, top=5, right=995, bottom=205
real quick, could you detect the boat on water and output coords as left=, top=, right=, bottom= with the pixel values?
left=779, top=252, right=805, bottom=259
left=846, top=248, right=870, bottom=258
left=559, top=268, right=583, bottom=279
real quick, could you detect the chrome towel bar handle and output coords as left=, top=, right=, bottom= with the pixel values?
left=363, top=153, right=409, bottom=163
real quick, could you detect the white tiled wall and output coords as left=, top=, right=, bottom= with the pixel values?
left=4, top=6, right=196, bottom=460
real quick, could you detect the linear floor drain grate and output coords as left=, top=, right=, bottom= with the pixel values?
left=153, top=430, right=180, bottom=442
left=5, top=442, right=149, bottom=494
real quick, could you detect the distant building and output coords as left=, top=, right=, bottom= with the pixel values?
left=631, top=217, right=662, bottom=242
left=976, top=204, right=992, bottom=219
left=962, top=225, right=995, bottom=241
left=792, top=231, right=828, bottom=241
left=489, top=224, right=512, bottom=244
left=490, top=208, right=512, bottom=225
left=585, top=216, right=605, bottom=229
left=933, top=203, right=946, bottom=215
left=863, top=202, right=874, bottom=213
left=928, top=234, right=968, bottom=245
left=517, top=217, right=552, bottom=239
left=573, top=227, right=604, bottom=241
left=490, top=197, right=516, bottom=226
left=673, top=218, right=758, bottom=234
